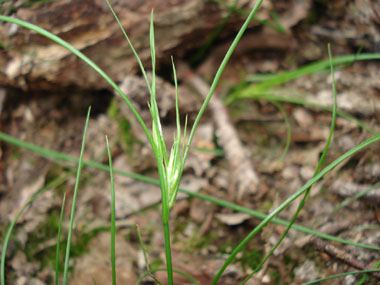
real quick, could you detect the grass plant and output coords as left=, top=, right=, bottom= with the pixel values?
left=0, top=1, right=380, bottom=284
left=105, top=0, right=266, bottom=282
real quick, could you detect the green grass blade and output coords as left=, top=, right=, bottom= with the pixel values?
left=232, top=93, right=376, bottom=135
left=62, top=107, right=91, bottom=284
left=0, top=172, right=73, bottom=285
left=244, top=53, right=380, bottom=87
left=0, top=15, right=154, bottom=150
left=137, top=268, right=199, bottom=285
left=106, top=136, right=116, bottom=285
left=183, top=0, right=264, bottom=164
left=105, top=0, right=152, bottom=94
left=241, top=44, right=338, bottom=284
left=324, top=182, right=380, bottom=219
left=211, top=0, right=286, bottom=34
left=315, top=44, right=337, bottom=174
left=270, top=101, right=291, bottom=163
left=304, top=269, right=380, bottom=285
left=190, top=0, right=239, bottom=64
left=55, top=193, right=66, bottom=285
left=1, top=131, right=379, bottom=252
left=172, top=57, right=181, bottom=147
left=150, top=9, right=156, bottom=99
left=136, top=224, right=162, bottom=285
left=211, top=134, right=380, bottom=284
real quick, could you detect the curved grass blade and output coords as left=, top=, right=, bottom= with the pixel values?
left=183, top=0, right=265, bottom=164
left=136, top=224, right=162, bottom=285
left=55, top=193, right=66, bottom=285
left=241, top=44, right=338, bottom=284
left=1, top=130, right=379, bottom=252
left=211, top=134, right=380, bottom=284
left=0, top=15, right=154, bottom=150
left=105, top=0, right=152, bottom=95
left=324, top=181, right=380, bottom=219
left=62, top=107, right=91, bottom=284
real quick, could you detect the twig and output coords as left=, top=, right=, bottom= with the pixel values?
left=312, top=237, right=380, bottom=280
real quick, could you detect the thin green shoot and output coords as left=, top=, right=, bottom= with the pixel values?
left=270, top=101, right=291, bottom=163
left=183, top=0, right=265, bottom=168
left=304, top=269, right=380, bottom=285
left=62, top=107, right=91, bottom=285
left=105, top=0, right=152, bottom=95
left=1, top=171, right=73, bottom=285
left=1, top=130, right=379, bottom=252
left=211, top=0, right=286, bottom=34
left=190, top=0, right=239, bottom=65
left=323, top=181, right=380, bottom=219
left=106, top=136, right=116, bottom=285
left=241, top=44, right=338, bottom=284
left=136, top=224, right=162, bottom=285
left=55, top=193, right=66, bottom=285
left=268, top=10, right=286, bottom=34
